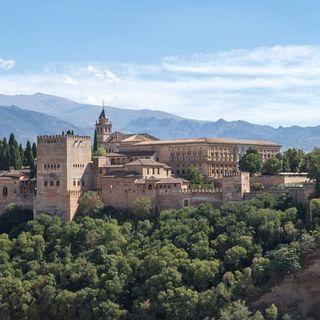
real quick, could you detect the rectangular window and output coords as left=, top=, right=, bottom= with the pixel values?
left=77, top=180, right=80, bottom=186
left=73, top=180, right=76, bottom=186
left=50, top=181, right=54, bottom=186
left=44, top=181, right=48, bottom=187
left=56, top=181, right=60, bottom=187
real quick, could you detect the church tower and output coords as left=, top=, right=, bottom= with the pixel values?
left=95, top=106, right=112, bottom=145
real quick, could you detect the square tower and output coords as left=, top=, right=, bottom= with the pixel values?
left=35, top=134, right=93, bottom=221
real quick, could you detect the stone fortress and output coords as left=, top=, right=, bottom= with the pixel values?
left=0, top=108, right=285, bottom=221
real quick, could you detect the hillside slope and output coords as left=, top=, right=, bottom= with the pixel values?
left=255, top=237, right=320, bottom=318
left=0, top=105, right=89, bottom=143
left=0, top=93, right=182, bottom=129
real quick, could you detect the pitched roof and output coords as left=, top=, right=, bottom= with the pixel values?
left=0, top=169, right=31, bottom=179
left=125, top=159, right=166, bottom=167
left=99, top=108, right=107, bottom=119
left=132, top=137, right=281, bottom=147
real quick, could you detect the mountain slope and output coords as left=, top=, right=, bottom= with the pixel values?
left=0, top=93, right=320, bottom=150
left=0, top=93, right=182, bottom=129
left=0, top=105, right=89, bottom=144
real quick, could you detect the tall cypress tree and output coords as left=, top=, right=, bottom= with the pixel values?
left=19, top=144, right=25, bottom=165
left=24, top=141, right=35, bottom=169
left=9, top=133, right=22, bottom=169
left=32, top=142, right=37, bottom=159
left=93, top=129, right=98, bottom=153
left=0, top=137, right=10, bottom=170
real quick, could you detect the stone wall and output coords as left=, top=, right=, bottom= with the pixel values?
left=0, top=177, right=35, bottom=213
left=251, top=174, right=309, bottom=188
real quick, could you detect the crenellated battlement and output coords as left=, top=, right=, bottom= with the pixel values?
left=38, top=134, right=91, bottom=142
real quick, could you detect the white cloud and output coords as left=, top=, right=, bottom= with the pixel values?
left=2, top=45, right=320, bottom=126
left=0, top=58, right=15, bottom=70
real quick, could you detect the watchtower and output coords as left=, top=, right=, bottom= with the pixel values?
left=95, top=107, right=112, bottom=146
left=35, top=134, right=93, bottom=221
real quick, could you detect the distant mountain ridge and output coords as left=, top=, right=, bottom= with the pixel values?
left=0, top=93, right=319, bottom=150
left=125, top=117, right=320, bottom=150
left=0, top=105, right=89, bottom=144
left=0, top=93, right=182, bottom=129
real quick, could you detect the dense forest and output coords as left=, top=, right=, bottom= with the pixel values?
left=0, top=192, right=319, bottom=320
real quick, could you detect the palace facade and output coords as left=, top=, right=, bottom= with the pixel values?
left=0, top=109, right=281, bottom=221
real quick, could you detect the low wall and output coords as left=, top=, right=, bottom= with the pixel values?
left=244, top=183, right=315, bottom=204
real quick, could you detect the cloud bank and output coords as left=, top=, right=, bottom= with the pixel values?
left=1, top=45, right=320, bottom=126
left=0, top=58, right=15, bottom=70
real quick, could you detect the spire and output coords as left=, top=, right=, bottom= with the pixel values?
left=99, top=107, right=106, bottom=119
left=99, top=100, right=107, bottom=119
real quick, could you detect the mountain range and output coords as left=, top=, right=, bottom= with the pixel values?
left=0, top=93, right=319, bottom=150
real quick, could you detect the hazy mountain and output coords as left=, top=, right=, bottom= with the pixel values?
left=0, top=105, right=89, bottom=144
left=125, top=117, right=320, bottom=151
left=0, top=93, right=320, bottom=150
left=0, top=93, right=182, bottom=129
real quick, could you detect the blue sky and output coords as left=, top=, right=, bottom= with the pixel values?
left=1, top=0, right=320, bottom=126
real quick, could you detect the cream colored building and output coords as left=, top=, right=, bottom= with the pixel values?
left=95, top=109, right=281, bottom=180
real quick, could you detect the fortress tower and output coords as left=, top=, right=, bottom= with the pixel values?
left=35, top=134, right=93, bottom=221
left=95, top=107, right=112, bottom=145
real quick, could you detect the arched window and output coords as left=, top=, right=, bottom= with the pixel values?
left=3, top=187, right=8, bottom=197
left=148, top=184, right=152, bottom=190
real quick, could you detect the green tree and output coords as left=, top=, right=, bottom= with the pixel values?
left=265, top=304, right=278, bottom=320
left=133, top=196, right=152, bottom=218
left=262, top=157, right=282, bottom=175
left=93, top=129, right=98, bottom=154
left=8, top=133, right=22, bottom=169
left=0, top=137, right=10, bottom=170
left=24, top=140, right=35, bottom=169
left=78, top=191, right=104, bottom=217
left=283, top=148, right=305, bottom=172
left=187, top=165, right=204, bottom=186
left=308, top=148, right=320, bottom=196
left=32, top=142, right=37, bottom=159
left=239, top=148, right=262, bottom=175
left=93, top=147, right=107, bottom=157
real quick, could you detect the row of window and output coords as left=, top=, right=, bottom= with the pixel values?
left=73, top=163, right=85, bottom=168
left=147, top=168, right=161, bottom=175
left=73, top=179, right=85, bottom=186
left=44, top=180, right=60, bottom=187
left=44, top=164, right=60, bottom=169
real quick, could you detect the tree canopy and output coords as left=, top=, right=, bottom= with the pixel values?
left=239, top=148, right=262, bottom=175
left=0, top=193, right=317, bottom=319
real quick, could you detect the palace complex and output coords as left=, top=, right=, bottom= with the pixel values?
left=0, top=108, right=284, bottom=221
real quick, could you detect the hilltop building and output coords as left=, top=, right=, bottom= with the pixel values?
left=0, top=108, right=282, bottom=221
left=96, top=109, right=281, bottom=180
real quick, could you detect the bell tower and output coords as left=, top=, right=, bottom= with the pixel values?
left=95, top=106, right=112, bottom=145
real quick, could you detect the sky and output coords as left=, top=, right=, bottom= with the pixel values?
left=1, top=0, right=320, bottom=127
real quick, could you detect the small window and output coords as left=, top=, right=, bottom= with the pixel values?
left=56, top=181, right=60, bottom=187
left=77, top=180, right=80, bottom=186
left=44, top=181, right=48, bottom=187
left=50, top=181, right=54, bottom=186
left=3, top=187, right=8, bottom=197
left=73, top=180, right=76, bottom=186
